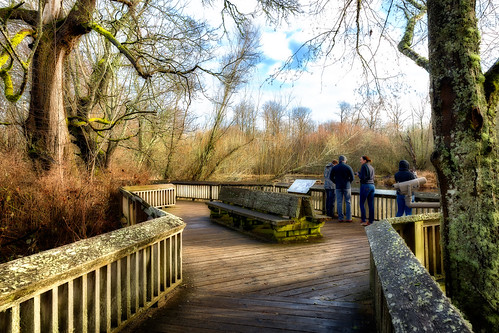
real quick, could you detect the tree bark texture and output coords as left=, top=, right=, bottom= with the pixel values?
left=427, top=0, right=499, bottom=331
left=25, top=37, right=70, bottom=167
left=25, top=0, right=96, bottom=169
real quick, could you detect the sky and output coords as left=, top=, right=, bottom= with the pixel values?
left=186, top=0, right=431, bottom=125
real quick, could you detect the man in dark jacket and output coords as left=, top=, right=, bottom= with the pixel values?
left=330, top=155, right=355, bottom=222
left=394, top=160, right=417, bottom=216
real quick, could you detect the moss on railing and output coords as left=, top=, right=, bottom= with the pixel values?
left=0, top=214, right=184, bottom=311
left=366, top=220, right=472, bottom=332
left=387, top=213, right=443, bottom=279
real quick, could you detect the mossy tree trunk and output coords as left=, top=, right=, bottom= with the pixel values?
left=24, top=0, right=97, bottom=169
left=427, top=0, right=499, bottom=331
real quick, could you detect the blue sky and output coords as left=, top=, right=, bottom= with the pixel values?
left=187, top=0, right=431, bottom=124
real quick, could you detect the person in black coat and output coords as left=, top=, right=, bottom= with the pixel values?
left=394, top=160, right=417, bottom=216
left=330, top=155, right=355, bottom=222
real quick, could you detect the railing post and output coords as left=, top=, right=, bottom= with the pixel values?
left=322, top=190, right=326, bottom=215
left=414, top=220, right=425, bottom=265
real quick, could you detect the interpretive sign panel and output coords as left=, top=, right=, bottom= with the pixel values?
left=287, top=179, right=317, bottom=194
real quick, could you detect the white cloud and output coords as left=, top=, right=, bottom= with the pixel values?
left=260, top=30, right=293, bottom=61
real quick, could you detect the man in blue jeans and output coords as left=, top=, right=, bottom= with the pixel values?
left=330, top=155, right=355, bottom=222
left=323, top=159, right=338, bottom=217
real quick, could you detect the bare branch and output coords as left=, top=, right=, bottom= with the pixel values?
left=0, top=28, right=34, bottom=101
left=110, top=0, right=134, bottom=7
left=0, top=3, right=38, bottom=26
left=397, top=1, right=429, bottom=72
left=68, top=110, right=156, bottom=133
left=85, top=22, right=221, bottom=81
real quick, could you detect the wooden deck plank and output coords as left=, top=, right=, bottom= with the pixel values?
left=126, top=200, right=375, bottom=332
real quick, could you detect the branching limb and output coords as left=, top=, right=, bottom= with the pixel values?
left=96, top=131, right=138, bottom=142
left=397, top=1, right=429, bottom=72
left=85, top=22, right=220, bottom=80
left=68, top=110, right=156, bottom=132
left=0, top=28, right=33, bottom=69
left=355, top=0, right=382, bottom=93
left=0, top=1, right=43, bottom=102
left=484, top=58, right=499, bottom=106
left=110, top=0, right=134, bottom=7
left=0, top=28, right=34, bottom=101
left=0, top=3, right=38, bottom=26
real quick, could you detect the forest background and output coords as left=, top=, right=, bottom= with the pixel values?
left=1, top=0, right=498, bottom=330
left=0, top=0, right=439, bottom=263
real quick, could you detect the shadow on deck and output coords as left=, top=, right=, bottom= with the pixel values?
left=126, top=200, right=375, bottom=332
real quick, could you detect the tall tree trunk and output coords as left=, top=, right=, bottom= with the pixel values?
left=25, top=38, right=71, bottom=168
left=24, top=0, right=96, bottom=170
left=428, top=1, right=499, bottom=331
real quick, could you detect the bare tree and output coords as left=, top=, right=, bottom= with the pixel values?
left=189, top=23, right=260, bottom=180
left=338, top=101, right=353, bottom=123
left=290, top=106, right=313, bottom=138
left=261, top=99, right=287, bottom=136
left=233, top=99, right=258, bottom=136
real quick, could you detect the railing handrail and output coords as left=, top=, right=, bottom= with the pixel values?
left=0, top=185, right=184, bottom=333
left=366, top=220, right=471, bottom=332
left=168, top=180, right=440, bottom=201
left=0, top=215, right=184, bottom=312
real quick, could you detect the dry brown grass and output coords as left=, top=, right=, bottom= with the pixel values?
left=0, top=150, right=150, bottom=263
left=379, top=169, right=438, bottom=191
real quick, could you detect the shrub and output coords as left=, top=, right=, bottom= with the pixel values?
left=0, top=151, right=146, bottom=263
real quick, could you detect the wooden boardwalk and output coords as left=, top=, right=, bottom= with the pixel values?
left=127, top=200, right=375, bottom=332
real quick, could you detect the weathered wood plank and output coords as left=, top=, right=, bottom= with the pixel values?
left=125, top=201, right=375, bottom=332
left=206, top=201, right=291, bottom=225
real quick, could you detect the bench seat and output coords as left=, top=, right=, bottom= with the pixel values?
left=206, top=186, right=326, bottom=243
left=206, top=201, right=293, bottom=226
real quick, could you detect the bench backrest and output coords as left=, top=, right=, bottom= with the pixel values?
left=218, top=187, right=314, bottom=218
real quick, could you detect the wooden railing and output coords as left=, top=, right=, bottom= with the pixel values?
left=0, top=187, right=184, bottom=333
left=123, top=184, right=176, bottom=209
left=172, top=181, right=444, bottom=278
left=389, top=213, right=444, bottom=278
left=120, top=185, right=176, bottom=226
left=366, top=220, right=471, bottom=332
left=171, top=181, right=440, bottom=219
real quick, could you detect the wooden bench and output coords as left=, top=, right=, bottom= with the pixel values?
left=206, top=186, right=327, bottom=243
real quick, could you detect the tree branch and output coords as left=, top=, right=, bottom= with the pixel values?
left=0, top=28, right=33, bottom=102
left=397, top=2, right=429, bottom=72
left=84, top=22, right=220, bottom=80
left=0, top=3, right=38, bottom=26
left=484, top=58, right=499, bottom=106
left=68, top=110, right=156, bottom=133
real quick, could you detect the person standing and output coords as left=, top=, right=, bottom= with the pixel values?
left=357, top=155, right=375, bottom=226
left=323, top=159, right=338, bottom=217
left=394, top=160, right=417, bottom=217
left=330, top=155, right=355, bottom=222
